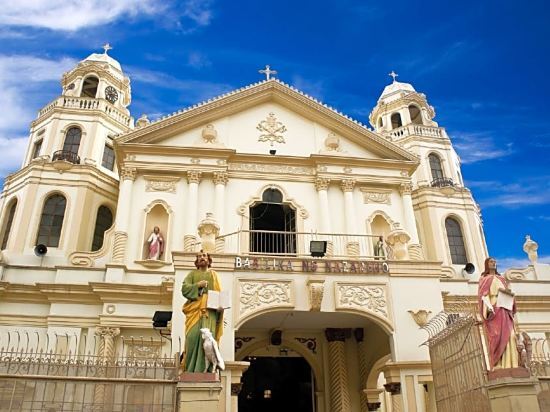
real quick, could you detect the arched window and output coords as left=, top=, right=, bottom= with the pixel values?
left=63, top=127, right=82, bottom=154
left=81, top=76, right=99, bottom=98
left=391, top=113, right=402, bottom=129
left=250, top=188, right=296, bottom=254
left=408, top=105, right=423, bottom=125
left=445, top=217, right=467, bottom=264
left=36, top=194, right=67, bottom=247
left=91, top=206, right=113, bottom=251
left=429, top=153, right=444, bottom=181
left=1, top=199, right=17, bottom=250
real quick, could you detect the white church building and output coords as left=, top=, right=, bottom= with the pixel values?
left=0, top=49, right=548, bottom=412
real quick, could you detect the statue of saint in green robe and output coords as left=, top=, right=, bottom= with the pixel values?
left=181, top=252, right=223, bottom=373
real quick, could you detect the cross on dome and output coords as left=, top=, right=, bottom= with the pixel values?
left=259, top=65, right=278, bottom=80
left=389, top=70, right=398, bottom=83
left=102, top=43, right=113, bottom=55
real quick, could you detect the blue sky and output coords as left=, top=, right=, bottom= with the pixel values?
left=0, top=0, right=548, bottom=270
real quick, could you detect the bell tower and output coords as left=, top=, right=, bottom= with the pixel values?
left=0, top=46, right=133, bottom=266
left=370, top=73, right=488, bottom=276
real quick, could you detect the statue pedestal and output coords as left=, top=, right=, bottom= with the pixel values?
left=485, top=369, right=541, bottom=412
left=177, top=373, right=222, bottom=412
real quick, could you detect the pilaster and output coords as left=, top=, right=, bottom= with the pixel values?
left=325, top=328, right=352, bottom=412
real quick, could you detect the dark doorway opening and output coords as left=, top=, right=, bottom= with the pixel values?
left=239, top=356, right=314, bottom=412
left=249, top=189, right=296, bottom=254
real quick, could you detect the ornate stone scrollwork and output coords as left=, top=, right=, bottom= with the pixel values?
left=144, top=176, right=179, bottom=193
left=120, top=167, right=137, bottom=181
left=295, top=337, right=317, bottom=354
left=229, top=163, right=314, bottom=175
left=408, top=309, right=432, bottom=327
left=335, top=283, right=389, bottom=319
left=235, top=336, right=255, bottom=352
left=213, top=171, right=229, bottom=186
left=201, top=123, right=218, bottom=143
left=187, top=170, right=202, bottom=184
left=307, top=278, right=325, bottom=311
left=231, top=383, right=243, bottom=396
left=257, top=112, right=287, bottom=146
left=314, top=177, right=330, bottom=192
left=360, top=188, right=392, bottom=205
left=384, top=382, right=401, bottom=395
left=340, top=179, right=356, bottom=192
left=238, top=280, right=293, bottom=320
left=399, top=182, right=413, bottom=195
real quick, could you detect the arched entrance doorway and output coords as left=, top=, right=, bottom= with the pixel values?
left=235, top=310, right=392, bottom=412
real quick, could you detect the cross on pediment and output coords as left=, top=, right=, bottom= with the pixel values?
left=103, top=43, right=113, bottom=55
left=259, top=65, right=277, bottom=80
left=389, top=70, right=398, bottom=82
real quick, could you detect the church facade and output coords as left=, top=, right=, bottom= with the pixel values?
left=0, top=50, right=549, bottom=412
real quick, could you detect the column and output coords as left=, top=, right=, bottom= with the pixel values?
left=354, top=329, right=369, bottom=412
left=112, top=167, right=136, bottom=262
left=213, top=171, right=228, bottom=234
left=93, top=326, right=121, bottom=406
left=315, top=177, right=331, bottom=233
left=341, top=179, right=359, bottom=256
left=325, top=328, right=352, bottom=412
left=400, top=183, right=423, bottom=260
left=184, top=170, right=201, bottom=251
left=384, top=383, right=403, bottom=412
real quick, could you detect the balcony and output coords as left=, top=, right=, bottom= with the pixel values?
left=389, top=124, right=444, bottom=139
left=217, top=230, right=391, bottom=260
left=431, top=177, right=455, bottom=188
left=36, top=96, right=131, bottom=127
left=52, top=150, right=81, bottom=164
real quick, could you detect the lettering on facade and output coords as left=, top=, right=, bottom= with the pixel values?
left=234, top=256, right=389, bottom=274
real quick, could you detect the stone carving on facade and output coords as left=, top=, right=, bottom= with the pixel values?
left=70, top=225, right=116, bottom=267
left=136, top=114, right=150, bottom=128
left=125, top=340, right=163, bottom=360
left=231, top=383, right=243, bottom=396
left=201, top=123, right=218, bottom=143
left=187, top=170, right=202, bottom=184
left=235, top=336, right=255, bottom=352
left=523, top=235, right=538, bottom=264
left=144, top=176, right=179, bottom=193
left=314, top=177, right=330, bottom=191
left=295, top=337, right=317, bottom=354
left=343, top=166, right=353, bottom=174
left=505, top=266, right=535, bottom=281
left=213, top=171, right=229, bottom=186
left=307, top=278, right=325, bottom=311
left=340, top=179, right=356, bottom=192
left=239, top=280, right=293, bottom=319
left=257, top=112, right=287, bottom=146
left=408, top=309, right=432, bottom=327
left=120, top=167, right=137, bottom=181
left=197, top=212, right=220, bottom=253
left=385, top=223, right=411, bottom=260
left=112, top=231, right=128, bottom=263
left=190, top=157, right=201, bottom=164
left=360, top=188, right=392, bottom=205
left=335, top=283, right=389, bottom=319
left=105, top=304, right=116, bottom=314
left=399, top=182, right=413, bottom=195
left=229, top=163, right=314, bottom=175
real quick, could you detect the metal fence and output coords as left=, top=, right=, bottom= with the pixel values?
left=0, top=331, right=179, bottom=411
left=424, top=313, right=491, bottom=412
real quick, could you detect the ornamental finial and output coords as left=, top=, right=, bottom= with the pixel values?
left=259, top=65, right=278, bottom=80
left=103, top=43, right=113, bottom=55
left=389, top=70, right=398, bottom=82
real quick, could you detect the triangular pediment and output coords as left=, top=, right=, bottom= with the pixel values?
left=117, top=79, right=417, bottom=162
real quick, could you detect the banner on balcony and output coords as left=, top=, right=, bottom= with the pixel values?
left=234, top=256, right=389, bottom=274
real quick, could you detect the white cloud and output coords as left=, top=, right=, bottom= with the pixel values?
left=0, top=55, right=77, bottom=177
left=496, top=255, right=550, bottom=273
left=0, top=0, right=214, bottom=32
left=467, top=177, right=550, bottom=209
left=452, top=131, right=514, bottom=164
left=187, top=52, right=211, bottom=69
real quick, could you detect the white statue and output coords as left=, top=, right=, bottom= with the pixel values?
left=523, top=235, right=538, bottom=264
left=200, top=327, right=225, bottom=373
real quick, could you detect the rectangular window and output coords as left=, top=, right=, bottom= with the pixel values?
left=32, top=139, right=43, bottom=159
left=102, top=144, right=115, bottom=171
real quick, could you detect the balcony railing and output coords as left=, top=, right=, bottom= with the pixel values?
left=37, top=96, right=131, bottom=127
left=431, top=177, right=455, bottom=188
left=389, top=124, right=444, bottom=139
left=216, top=230, right=391, bottom=259
left=52, top=150, right=81, bottom=164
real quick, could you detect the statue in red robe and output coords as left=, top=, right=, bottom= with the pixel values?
left=478, top=257, right=518, bottom=370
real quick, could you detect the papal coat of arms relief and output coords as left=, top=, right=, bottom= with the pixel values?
left=257, top=112, right=287, bottom=146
